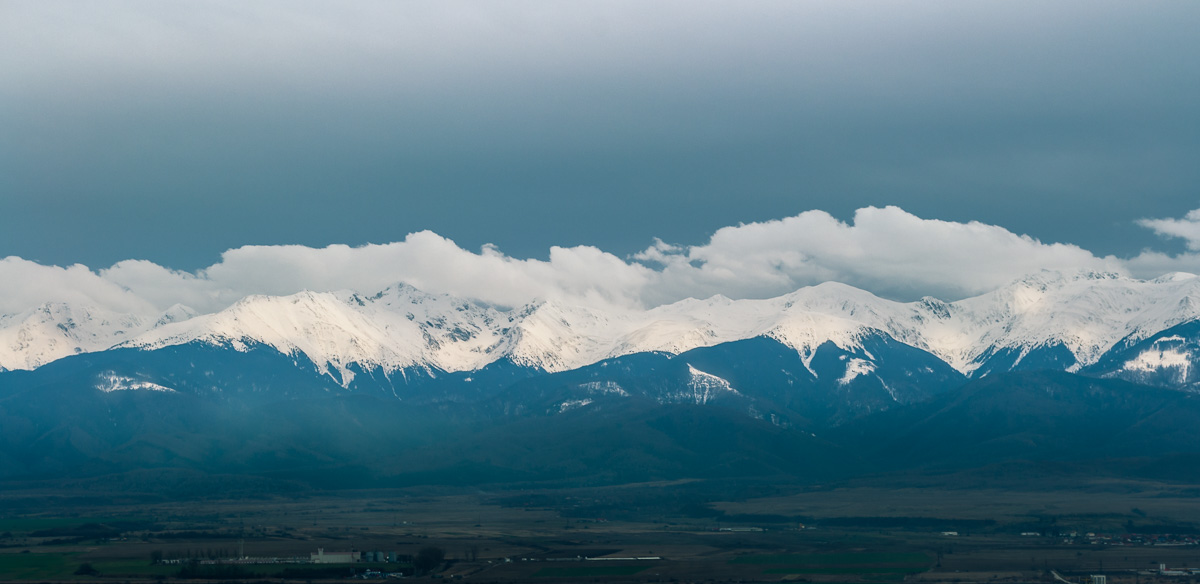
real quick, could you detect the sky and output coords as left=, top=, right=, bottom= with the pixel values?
left=2, top=1, right=1199, bottom=314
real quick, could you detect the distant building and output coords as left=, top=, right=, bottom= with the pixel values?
left=311, top=548, right=359, bottom=564
left=1159, top=564, right=1190, bottom=576
left=1090, top=575, right=1107, bottom=584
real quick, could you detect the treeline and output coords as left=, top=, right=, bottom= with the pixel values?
left=155, top=529, right=235, bottom=540
left=816, top=516, right=997, bottom=530
left=173, top=563, right=414, bottom=580
left=30, top=523, right=123, bottom=538
left=152, top=548, right=244, bottom=562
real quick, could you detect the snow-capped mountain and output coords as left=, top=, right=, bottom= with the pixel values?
left=126, top=287, right=506, bottom=386
left=8, top=270, right=1200, bottom=485
left=943, top=271, right=1200, bottom=375
left=0, top=302, right=193, bottom=372
left=2, top=270, right=1200, bottom=394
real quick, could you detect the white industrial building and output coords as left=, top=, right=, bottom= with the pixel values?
left=311, top=548, right=360, bottom=564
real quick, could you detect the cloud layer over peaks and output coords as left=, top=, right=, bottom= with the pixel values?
left=3, top=206, right=1199, bottom=320
left=636, top=207, right=1121, bottom=303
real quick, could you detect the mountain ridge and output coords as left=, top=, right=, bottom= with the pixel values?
left=2, top=270, right=1200, bottom=394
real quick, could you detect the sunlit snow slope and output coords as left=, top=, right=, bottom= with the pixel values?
left=2, top=270, right=1199, bottom=388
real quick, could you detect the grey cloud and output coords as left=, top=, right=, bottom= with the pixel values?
left=1, top=1, right=1198, bottom=272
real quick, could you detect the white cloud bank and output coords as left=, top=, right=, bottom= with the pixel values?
left=635, top=207, right=1124, bottom=304
left=2, top=205, right=1199, bottom=318
left=1138, top=210, right=1200, bottom=251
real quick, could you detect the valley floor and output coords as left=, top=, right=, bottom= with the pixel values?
left=2, top=477, right=1199, bottom=583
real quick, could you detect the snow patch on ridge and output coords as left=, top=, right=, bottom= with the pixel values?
left=683, top=364, right=740, bottom=405
left=580, top=381, right=629, bottom=396
left=96, top=371, right=175, bottom=393
left=1123, top=348, right=1192, bottom=382
left=559, top=398, right=593, bottom=413
left=838, top=358, right=877, bottom=386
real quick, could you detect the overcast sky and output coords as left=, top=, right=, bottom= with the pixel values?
left=1, top=1, right=1199, bottom=311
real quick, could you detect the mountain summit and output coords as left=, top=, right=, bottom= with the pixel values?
left=2, top=270, right=1199, bottom=394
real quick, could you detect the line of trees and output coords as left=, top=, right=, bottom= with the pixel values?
left=414, top=546, right=445, bottom=572
left=149, top=548, right=241, bottom=563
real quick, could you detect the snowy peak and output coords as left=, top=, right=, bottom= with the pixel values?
left=0, top=302, right=149, bottom=371
left=127, top=290, right=433, bottom=386
left=1152, top=272, right=1199, bottom=284
left=349, top=284, right=509, bottom=372
left=154, top=304, right=198, bottom=328
left=3, top=272, right=1200, bottom=393
left=955, top=270, right=1200, bottom=373
left=504, top=301, right=627, bottom=372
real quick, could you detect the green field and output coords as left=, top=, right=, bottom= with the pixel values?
left=731, top=552, right=930, bottom=576
left=730, top=552, right=930, bottom=565
left=0, top=518, right=86, bottom=533
left=90, top=559, right=179, bottom=577
left=534, top=565, right=649, bottom=577
left=761, top=566, right=924, bottom=574
left=0, top=516, right=150, bottom=534
left=0, top=552, right=408, bottom=580
left=0, top=552, right=83, bottom=580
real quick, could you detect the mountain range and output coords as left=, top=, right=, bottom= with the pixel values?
left=6, top=270, right=1200, bottom=384
left=3, top=269, right=1200, bottom=490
